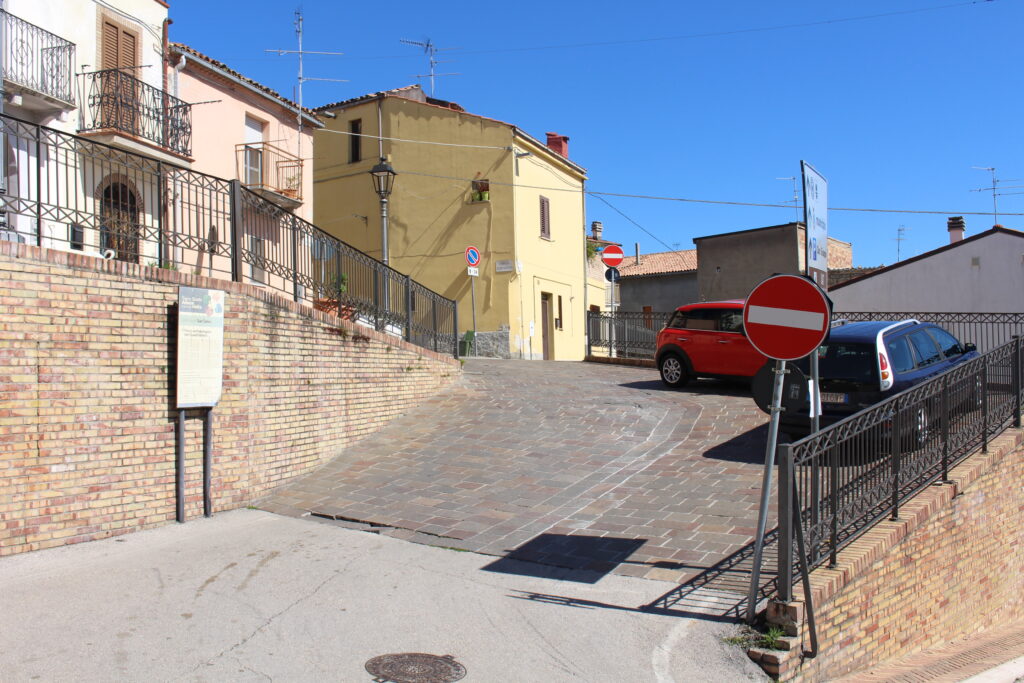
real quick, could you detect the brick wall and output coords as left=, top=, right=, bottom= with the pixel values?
left=0, top=242, right=460, bottom=556
left=754, top=428, right=1024, bottom=680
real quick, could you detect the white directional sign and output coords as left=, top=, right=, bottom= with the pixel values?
left=802, top=161, right=828, bottom=290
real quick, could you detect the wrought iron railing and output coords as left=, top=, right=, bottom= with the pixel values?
left=776, top=337, right=1023, bottom=601
left=0, top=112, right=457, bottom=357
left=79, top=69, right=192, bottom=157
left=0, top=10, right=75, bottom=105
left=587, top=310, right=671, bottom=358
left=588, top=310, right=1024, bottom=360
left=837, top=311, right=1024, bottom=353
left=235, top=141, right=303, bottom=201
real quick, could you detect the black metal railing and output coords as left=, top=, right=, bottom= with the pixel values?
left=0, top=112, right=457, bottom=357
left=837, top=311, right=1024, bottom=353
left=587, top=310, right=671, bottom=358
left=776, top=337, right=1023, bottom=601
left=1, top=10, right=75, bottom=105
left=587, top=310, right=1024, bottom=360
left=235, top=141, right=302, bottom=201
left=79, top=69, right=192, bottom=157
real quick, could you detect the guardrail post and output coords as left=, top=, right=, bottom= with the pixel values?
left=404, top=275, right=413, bottom=342
left=453, top=304, right=460, bottom=359
left=1013, top=336, right=1021, bottom=428
left=982, top=364, right=989, bottom=453
left=373, top=268, right=381, bottom=331
left=431, top=298, right=438, bottom=353
left=291, top=215, right=300, bottom=303
left=941, top=374, right=950, bottom=482
left=229, top=179, right=243, bottom=283
left=777, top=443, right=794, bottom=603
left=891, top=403, right=902, bottom=521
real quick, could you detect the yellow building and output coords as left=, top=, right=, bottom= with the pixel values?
left=314, top=86, right=590, bottom=360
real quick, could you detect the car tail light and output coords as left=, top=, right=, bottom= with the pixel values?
left=879, top=351, right=893, bottom=390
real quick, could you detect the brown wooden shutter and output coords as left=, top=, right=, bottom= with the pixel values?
left=102, top=22, right=119, bottom=69
left=120, top=29, right=136, bottom=71
left=540, top=196, right=550, bottom=239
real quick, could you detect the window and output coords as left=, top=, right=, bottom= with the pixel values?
left=243, top=115, right=264, bottom=186
left=643, top=306, right=654, bottom=329
left=70, top=224, right=85, bottom=251
left=539, top=196, right=550, bottom=239
left=349, top=120, right=361, bottom=163
left=682, top=308, right=720, bottom=331
left=927, top=328, right=962, bottom=358
left=908, top=330, right=942, bottom=367
left=248, top=234, right=265, bottom=284
left=556, top=295, right=563, bottom=330
left=886, top=337, right=915, bottom=373
left=101, top=20, right=137, bottom=71
left=666, top=310, right=687, bottom=329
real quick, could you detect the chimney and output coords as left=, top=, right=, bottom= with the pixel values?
left=635, top=242, right=641, bottom=266
left=947, top=216, right=965, bottom=244
left=590, top=221, right=603, bottom=240
left=545, top=132, right=569, bottom=157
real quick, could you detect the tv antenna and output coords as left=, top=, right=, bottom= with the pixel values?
left=776, top=176, right=799, bottom=220
left=894, top=224, right=910, bottom=261
left=266, top=9, right=348, bottom=160
left=399, top=38, right=460, bottom=96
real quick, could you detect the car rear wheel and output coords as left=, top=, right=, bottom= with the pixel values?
left=659, top=354, right=689, bottom=388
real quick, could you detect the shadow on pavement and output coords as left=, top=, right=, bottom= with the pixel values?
left=618, top=378, right=752, bottom=398
left=505, top=531, right=780, bottom=624
left=702, top=423, right=797, bottom=464
left=483, top=534, right=646, bottom=584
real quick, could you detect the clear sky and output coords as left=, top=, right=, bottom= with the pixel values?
left=167, top=0, right=1022, bottom=267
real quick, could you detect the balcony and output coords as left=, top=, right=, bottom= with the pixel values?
left=236, top=141, right=303, bottom=209
left=1, top=10, right=75, bottom=109
left=79, top=69, right=192, bottom=158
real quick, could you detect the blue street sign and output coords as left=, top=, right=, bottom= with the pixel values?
left=465, top=246, right=481, bottom=267
left=604, top=267, right=620, bottom=283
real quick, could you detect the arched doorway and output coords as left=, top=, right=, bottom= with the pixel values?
left=100, top=182, right=140, bottom=263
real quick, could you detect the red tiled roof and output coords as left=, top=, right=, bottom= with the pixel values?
left=169, top=43, right=323, bottom=127
left=618, top=249, right=698, bottom=277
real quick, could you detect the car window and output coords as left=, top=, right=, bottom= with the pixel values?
left=908, top=330, right=942, bottom=367
left=666, top=311, right=687, bottom=329
left=683, top=309, right=719, bottom=331
left=885, top=336, right=915, bottom=373
left=718, top=310, right=744, bottom=333
left=927, top=327, right=962, bottom=358
left=797, top=342, right=878, bottom=383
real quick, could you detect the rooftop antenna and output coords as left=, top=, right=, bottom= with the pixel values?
left=399, top=38, right=460, bottom=96
left=266, top=9, right=348, bottom=161
left=969, top=166, right=1011, bottom=226
left=895, top=224, right=910, bottom=261
left=776, top=176, right=799, bottom=220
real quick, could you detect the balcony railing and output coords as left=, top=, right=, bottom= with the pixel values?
left=1, top=10, right=75, bottom=105
left=236, top=141, right=303, bottom=202
left=79, top=69, right=192, bottom=157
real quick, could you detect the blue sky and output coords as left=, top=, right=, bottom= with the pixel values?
left=168, top=0, right=1022, bottom=267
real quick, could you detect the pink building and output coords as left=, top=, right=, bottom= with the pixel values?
left=169, top=43, right=322, bottom=222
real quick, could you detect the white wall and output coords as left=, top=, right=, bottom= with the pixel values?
left=831, top=231, right=1024, bottom=313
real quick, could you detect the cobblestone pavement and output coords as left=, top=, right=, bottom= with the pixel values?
left=259, top=359, right=776, bottom=612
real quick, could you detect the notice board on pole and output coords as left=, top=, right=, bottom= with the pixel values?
left=177, top=287, right=226, bottom=408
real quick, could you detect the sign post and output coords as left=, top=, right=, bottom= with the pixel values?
left=601, top=246, right=624, bottom=358
left=466, top=246, right=480, bottom=355
left=802, top=161, right=829, bottom=435
left=742, top=274, right=831, bottom=622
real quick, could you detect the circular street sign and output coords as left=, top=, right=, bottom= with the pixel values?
left=604, top=267, right=620, bottom=283
left=751, top=361, right=808, bottom=415
left=601, top=245, right=624, bottom=267
left=465, top=246, right=480, bottom=267
left=743, top=274, right=831, bottom=361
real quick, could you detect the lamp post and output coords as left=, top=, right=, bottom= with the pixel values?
left=369, top=157, right=396, bottom=265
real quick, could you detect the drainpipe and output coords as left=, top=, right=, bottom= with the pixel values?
left=1, top=1, right=7, bottom=198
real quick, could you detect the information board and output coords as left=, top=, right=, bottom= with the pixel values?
left=177, top=287, right=226, bottom=408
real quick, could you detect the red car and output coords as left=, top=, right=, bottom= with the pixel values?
left=655, top=300, right=767, bottom=387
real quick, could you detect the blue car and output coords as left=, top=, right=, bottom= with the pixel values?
left=782, top=319, right=979, bottom=435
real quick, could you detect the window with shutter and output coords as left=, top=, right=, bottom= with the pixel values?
left=539, top=196, right=550, bottom=239
left=102, top=22, right=119, bottom=70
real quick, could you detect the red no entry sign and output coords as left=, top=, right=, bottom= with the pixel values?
left=601, top=245, right=624, bottom=267
left=743, top=274, right=831, bottom=361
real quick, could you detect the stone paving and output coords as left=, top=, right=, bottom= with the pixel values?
left=259, top=358, right=776, bottom=610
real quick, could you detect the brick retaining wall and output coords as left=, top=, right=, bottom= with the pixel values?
left=755, top=428, right=1024, bottom=680
left=0, top=242, right=460, bottom=556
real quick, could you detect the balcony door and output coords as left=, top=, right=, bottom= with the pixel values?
left=243, top=116, right=265, bottom=188
left=100, top=182, right=139, bottom=263
left=100, top=20, right=138, bottom=134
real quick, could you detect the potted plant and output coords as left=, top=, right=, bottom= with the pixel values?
left=313, top=273, right=355, bottom=320
left=281, top=174, right=300, bottom=198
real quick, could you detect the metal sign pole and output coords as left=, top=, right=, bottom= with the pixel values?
left=470, top=275, right=477, bottom=356
left=746, top=358, right=787, bottom=622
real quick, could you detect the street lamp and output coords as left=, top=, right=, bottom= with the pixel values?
left=369, top=157, right=396, bottom=265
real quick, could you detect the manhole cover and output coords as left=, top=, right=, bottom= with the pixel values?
left=365, top=653, right=467, bottom=683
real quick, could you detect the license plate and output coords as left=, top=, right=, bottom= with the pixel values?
left=820, top=392, right=847, bottom=404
